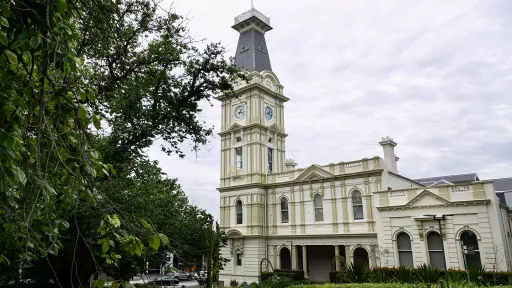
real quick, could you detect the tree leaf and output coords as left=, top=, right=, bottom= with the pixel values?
left=0, top=16, right=8, bottom=27
left=0, top=54, right=6, bottom=68
left=78, top=105, right=86, bottom=120
left=45, top=183, right=57, bottom=195
left=15, top=167, right=26, bottom=185
left=30, top=35, right=41, bottom=49
left=102, top=241, right=109, bottom=253
left=0, top=31, right=7, bottom=46
left=159, top=233, right=169, bottom=245
left=78, top=88, right=87, bottom=101
left=92, top=115, right=101, bottom=130
left=149, top=234, right=160, bottom=251
left=93, top=279, right=105, bottom=288
left=4, top=50, right=17, bottom=65
left=110, top=214, right=121, bottom=228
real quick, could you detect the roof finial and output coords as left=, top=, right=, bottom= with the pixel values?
left=251, top=0, right=254, bottom=9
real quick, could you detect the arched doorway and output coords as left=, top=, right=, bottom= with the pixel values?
left=353, top=247, right=369, bottom=268
left=279, top=247, right=291, bottom=270
left=460, top=230, right=481, bottom=269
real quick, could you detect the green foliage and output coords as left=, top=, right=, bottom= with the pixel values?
left=260, top=275, right=296, bottom=288
left=261, top=272, right=275, bottom=282
left=392, top=266, right=416, bottom=283
left=230, top=279, right=240, bottom=287
left=329, top=271, right=344, bottom=283
left=344, top=263, right=372, bottom=283
left=205, top=222, right=229, bottom=288
left=416, top=264, right=441, bottom=284
left=260, top=270, right=305, bottom=282
left=288, top=284, right=512, bottom=288
left=0, top=0, right=243, bottom=286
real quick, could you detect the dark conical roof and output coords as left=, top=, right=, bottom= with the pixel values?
left=232, top=8, right=273, bottom=72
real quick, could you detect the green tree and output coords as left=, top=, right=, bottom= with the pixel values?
left=0, top=0, right=243, bottom=286
left=205, top=222, right=229, bottom=288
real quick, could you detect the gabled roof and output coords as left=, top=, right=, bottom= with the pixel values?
left=404, top=190, right=451, bottom=207
left=414, top=173, right=479, bottom=187
left=294, top=165, right=335, bottom=182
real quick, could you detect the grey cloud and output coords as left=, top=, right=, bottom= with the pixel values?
left=145, top=0, right=512, bottom=220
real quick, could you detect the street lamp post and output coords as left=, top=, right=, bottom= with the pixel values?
left=424, top=214, right=453, bottom=288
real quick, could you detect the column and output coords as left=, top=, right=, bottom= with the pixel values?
left=334, top=245, right=341, bottom=271
left=345, top=245, right=351, bottom=267
left=292, top=245, right=298, bottom=270
left=302, top=246, right=308, bottom=279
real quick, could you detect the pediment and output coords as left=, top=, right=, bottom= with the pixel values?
left=268, top=124, right=282, bottom=133
left=226, top=123, right=243, bottom=132
left=295, top=165, right=335, bottom=182
left=405, top=190, right=450, bottom=207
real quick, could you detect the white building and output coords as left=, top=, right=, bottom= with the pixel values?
left=216, top=7, right=512, bottom=283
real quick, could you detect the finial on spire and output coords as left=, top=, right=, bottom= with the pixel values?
left=251, top=0, right=254, bottom=8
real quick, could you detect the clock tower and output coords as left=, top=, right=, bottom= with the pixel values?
left=217, top=7, right=289, bottom=188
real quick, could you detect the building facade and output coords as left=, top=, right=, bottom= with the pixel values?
left=216, top=8, right=512, bottom=283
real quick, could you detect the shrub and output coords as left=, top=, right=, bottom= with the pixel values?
left=273, top=269, right=305, bottom=281
left=261, top=272, right=275, bottom=282
left=230, top=279, right=240, bottom=287
left=329, top=271, right=344, bottom=283
left=416, top=263, right=441, bottom=284
left=261, top=275, right=295, bottom=288
left=392, top=266, right=416, bottom=283
left=344, top=263, right=371, bottom=283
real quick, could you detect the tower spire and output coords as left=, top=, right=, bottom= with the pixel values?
left=232, top=7, right=273, bottom=72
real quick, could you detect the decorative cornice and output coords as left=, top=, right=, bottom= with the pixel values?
left=377, top=199, right=490, bottom=211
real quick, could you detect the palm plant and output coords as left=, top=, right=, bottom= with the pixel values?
left=344, top=263, right=372, bottom=283
left=393, top=266, right=416, bottom=283
left=416, top=263, right=441, bottom=284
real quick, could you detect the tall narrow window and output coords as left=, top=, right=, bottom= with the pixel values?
left=314, top=194, right=324, bottom=222
left=396, top=232, right=414, bottom=268
left=352, top=190, right=363, bottom=220
left=235, top=200, right=243, bottom=224
left=461, top=231, right=481, bottom=269
left=235, top=147, right=242, bottom=169
left=281, top=198, right=289, bottom=223
left=236, top=254, right=242, bottom=266
left=268, top=148, right=273, bottom=173
left=427, top=232, right=445, bottom=269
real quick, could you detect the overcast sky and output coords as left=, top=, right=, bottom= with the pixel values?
left=147, top=0, right=512, bottom=220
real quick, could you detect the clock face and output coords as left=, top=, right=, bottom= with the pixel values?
left=265, top=106, right=273, bottom=121
left=234, top=105, right=245, bottom=120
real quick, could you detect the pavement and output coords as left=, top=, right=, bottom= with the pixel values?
left=130, top=277, right=200, bottom=288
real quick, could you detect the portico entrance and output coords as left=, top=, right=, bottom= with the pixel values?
left=294, top=245, right=346, bottom=283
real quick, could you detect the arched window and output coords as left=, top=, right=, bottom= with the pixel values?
left=314, top=194, right=324, bottom=222
left=280, top=198, right=289, bottom=224
left=396, top=232, right=413, bottom=268
left=235, top=200, right=243, bottom=224
left=352, top=190, right=363, bottom=220
left=353, top=247, right=369, bottom=268
left=279, top=247, right=291, bottom=270
left=460, top=230, right=481, bottom=269
left=427, top=232, right=445, bottom=269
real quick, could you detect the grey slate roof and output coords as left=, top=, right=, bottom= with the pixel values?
left=491, top=177, right=512, bottom=192
left=414, top=173, right=479, bottom=187
left=234, top=29, right=272, bottom=72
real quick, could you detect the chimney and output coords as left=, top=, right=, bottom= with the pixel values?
left=379, top=137, right=398, bottom=173
left=285, top=159, right=298, bottom=172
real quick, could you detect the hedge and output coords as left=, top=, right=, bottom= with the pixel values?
left=289, top=284, right=512, bottom=288
left=260, top=269, right=305, bottom=281
left=372, top=267, right=512, bottom=286
left=329, top=271, right=344, bottom=283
